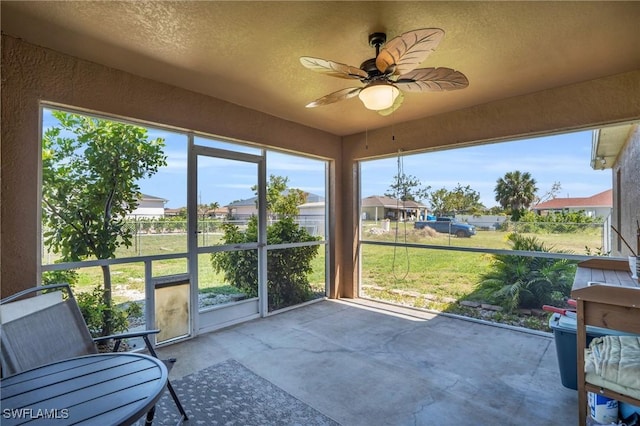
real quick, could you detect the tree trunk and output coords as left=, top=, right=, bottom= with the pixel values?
left=100, top=264, right=113, bottom=337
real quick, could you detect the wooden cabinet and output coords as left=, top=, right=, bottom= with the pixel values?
left=571, top=259, right=640, bottom=426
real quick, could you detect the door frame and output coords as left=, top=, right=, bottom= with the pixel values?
left=187, top=136, right=267, bottom=336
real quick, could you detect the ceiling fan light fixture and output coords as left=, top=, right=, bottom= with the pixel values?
left=358, top=81, right=399, bottom=111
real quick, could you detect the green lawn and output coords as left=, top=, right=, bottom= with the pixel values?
left=358, top=225, right=601, bottom=330
left=44, top=232, right=326, bottom=306
left=361, top=245, right=492, bottom=299
left=362, top=221, right=603, bottom=253
left=360, top=225, right=598, bottom=300
left=44, top=225, right=598, bottom=328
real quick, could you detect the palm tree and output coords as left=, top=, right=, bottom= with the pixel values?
left=494, top=171, right=538, bottom=221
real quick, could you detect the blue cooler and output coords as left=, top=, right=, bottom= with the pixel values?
left=548, top=313, right=630, bottom=390
left=620, top=402, right=640, bottom=420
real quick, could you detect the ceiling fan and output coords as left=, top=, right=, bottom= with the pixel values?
left=300, top=28, right=468, bottom=115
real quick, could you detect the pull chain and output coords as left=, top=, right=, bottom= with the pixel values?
left=365, top=128, right=368, bottom=150
left=392, top=147, right=410, bottom=281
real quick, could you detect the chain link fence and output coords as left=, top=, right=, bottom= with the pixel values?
left=43, top=216, right=327, bottom=263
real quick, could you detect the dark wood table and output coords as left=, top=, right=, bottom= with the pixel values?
left=1, top=353, right=168, bottom=425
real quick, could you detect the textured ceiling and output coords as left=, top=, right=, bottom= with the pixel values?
left=2, top=1, right=640, bottom=136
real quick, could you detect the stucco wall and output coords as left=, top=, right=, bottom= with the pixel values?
left=612, top=125, right=640, bottom=257
left=0, top=35, right=342, bottom=297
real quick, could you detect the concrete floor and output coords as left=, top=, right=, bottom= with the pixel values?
left=155, top=298, right=578, bottom=425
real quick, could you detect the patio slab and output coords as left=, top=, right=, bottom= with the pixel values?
left=156, top=298, right=577, bottom=425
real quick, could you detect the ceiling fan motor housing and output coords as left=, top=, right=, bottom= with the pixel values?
left=359, top=58, right=381, bottom=80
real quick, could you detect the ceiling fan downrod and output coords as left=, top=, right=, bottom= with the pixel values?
left=368, top=32, right=387, bottom=55
left=360, top=32, right=387, bottom=79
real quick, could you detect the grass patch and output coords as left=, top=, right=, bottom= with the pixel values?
left=360, top=226, right=597, bottom=330
left=44, top=226, right=596, bottom=330
left=200, top=284, right=244, bottom=295
left=44, top=233, right=327, bottom=308
left=361, top=245, right=493, bottom=300
left=362, top=222, right=602, bottom=253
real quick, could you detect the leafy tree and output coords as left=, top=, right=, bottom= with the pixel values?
left=212, top=175, right=318, bottom=311
left=42, top=111, right=166, bottom=335
left=385, top=173, right=430, bottom=202
left=252, top=175, right=307, bottom=217
left=428, top=188, right=449, bottom=216
left=476, top=234, right=576, bottom=311
left=429, top=184, right=484, bottom=216
left=535, top=181, right=562, bottom=205
left=494, top=171, right=538, bottom=221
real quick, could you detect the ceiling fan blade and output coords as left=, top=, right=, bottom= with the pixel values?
left=377, top=91, right=404, bottom=116
left=305, top=87, right=362, bottom=108
left=300, top=57, right=368, bottom=80
left=376, top=28, right=445, bottom=76
left=395, top=67, right=469, bottom=92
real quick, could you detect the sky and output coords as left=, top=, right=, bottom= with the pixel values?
left=360, top=130, right=611, bottom=208
left=138, top=131, right=328, bottom=208
left=43, top=109, right=611, bottom=209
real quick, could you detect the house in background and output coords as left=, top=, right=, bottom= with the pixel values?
left=207, top=207, right=228, bottom=219
left=227, top=192, right=325, bottom=220
left=297, top=201, right=325, bottom=236
left=531, top=123, right=639, bottom=258
left=226, top=197, right=257, bottom=220
left=225, top=193, right=326, bottom=235
left=164, top=207, right=185, bottom=217
left=128, top=194, right=168, bottom=219
left=361, top=196, right=428, bottom=222
left=591, top=123, right=640, bottom=257
left=532, top=189, right=612, bottom=218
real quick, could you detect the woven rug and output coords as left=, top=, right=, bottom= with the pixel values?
left=135, top=359, right=340, bottom=425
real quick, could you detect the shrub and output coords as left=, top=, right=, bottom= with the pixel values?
left=476, top=233, right=577, bottom=312
left=517, top=210, right=601, bottom=234
left=211, top=216, right=319, bottom=311
left=76, top=286, right=142, bottom=337
left=42, top=269, right=79, bottom=286
left=43, top=270, right=140, bottom=337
